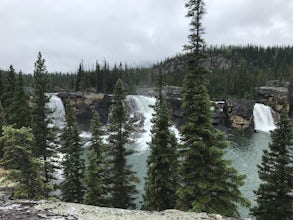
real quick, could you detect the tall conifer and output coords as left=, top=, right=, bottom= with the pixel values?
left=251, top=112, right=293, bottom=220
left=10, top=72, right=32, bottom=128
left=107, top=79, right=138, bottom=209
left=0, top=101, right=6, bottom=158
left=32, top=52, right=57, bottom=197
left=61, top=104, right=85, bottom=203
left=84, top=113, right=110, bottom=206
left=0, top=71, right=4, bottom=102
left=176, top=0, right=249, bottom=217
left=3, top=65, right=16, bottom=125
left=143, top=69, right=178, bottom=210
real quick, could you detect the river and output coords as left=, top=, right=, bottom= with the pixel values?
left=49, top=94, right=278, bottom=219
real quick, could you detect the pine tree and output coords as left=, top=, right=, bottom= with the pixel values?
left=76, top=62, right=89, bottom=92
left=0, top=71, right=4, bottom=103
left=143, top=69, right=178, bottom=210
left=0, top=126, right=46, bottom=199
left=2, top=65, right=16, bottom=125
left=61, top=104, right=85, bottom=203
left=251, top=112, right=293, bottom=220
left=32, top=52, right=57, bottom=197
left=84, top=113, right=110, bottom=206
left=107, top=79, right=138, bottom=209
left=176, top=0, right=249, bottom=217
left=10, top=72, right=32, bottom=128
left=0, top=101, right=6, bottom=158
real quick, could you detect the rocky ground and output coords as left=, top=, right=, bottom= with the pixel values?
left=0, top=188, right=240, bottom=220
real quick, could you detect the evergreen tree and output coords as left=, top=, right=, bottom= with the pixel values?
left=107, top=79, right=138, bottom=209
left=75, top=62, right=89, bottom=92
left=0, top=101, right=6, bottom=158
left=2, top=65, right=16, bottom=125
left=0, top=126, right=46, bottom=199
left=176, top=0, right=249, bottom=217
left=0, top=71, right=4, bottom=103
left=84, top=113, right=110, bottom=206
left=251, top=112, right=293, bottom=220
left=10, top=72, right=32, bottom=128
left=61, top=104, right=85, bottom=203
left=143, top=69, right=178, bottom=210
left=32, top=52, right=56, bottom=197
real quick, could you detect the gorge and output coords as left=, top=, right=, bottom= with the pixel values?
left=46, top=93, right=279, bottom=219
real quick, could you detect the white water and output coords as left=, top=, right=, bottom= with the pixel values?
left=47, top=94, right=66, bottom=195
left=127, top=95, right=156, bottom=152
left=253, top=103, right=276, bottom=132
left=47, top=94, right=66, bottom=129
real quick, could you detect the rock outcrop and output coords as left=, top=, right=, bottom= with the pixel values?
left=0, top=198, right=237, bottom=220
left=225, top=99, right=255, bottom=131
left=255, top=80, right=291, bottom=113
left=58, top=92, right=112, bottom=130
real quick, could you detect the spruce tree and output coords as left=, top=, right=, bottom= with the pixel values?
left=84, top=113, right=110, bottom=206
left=0, top=126, right=45, bottom=199
left=0, top=101, right=6, bottom=158
left=2, top=65, right=16, bottom=125
left=75, top=62, right=89, bottom=92
left=0, top=71, right=3, bottom=102
left=251, top=112, right=293, bottom=220
left=176, top=0, right=249, bottom=217
left=61, top=104, right=85, bottom=203
left=10, top=72, right=32, bottom=128
left=32, top=52, right=57, bottom=197
left=107, top=79, right=138, bottom=209
left=143, top=69, right=178, bottom=211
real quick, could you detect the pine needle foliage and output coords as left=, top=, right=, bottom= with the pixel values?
left=107, top=79, right=138, bottom=209
left=143, top=69, right=178, bottom=211
left=0, top=126, right=46, bottom=199
left=176, top=0, right=250, bottom=217
left=32, top=52, right=58, bottom=197
left=61, top=104, right=85, bottom=203
left=251, top=112, right=293, bottom=220
left=84, top=113, right=111, bottom=206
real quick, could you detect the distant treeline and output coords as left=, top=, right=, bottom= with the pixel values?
left=1, top=45, right=293, bottom=98
left=161, top=45, right=293, bottom=99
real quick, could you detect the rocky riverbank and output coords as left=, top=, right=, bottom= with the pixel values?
left=0, top=188, right=239, bottom=220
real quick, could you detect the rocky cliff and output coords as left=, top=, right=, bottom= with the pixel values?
left=255, top=80, right=291, bottom=113
left=225, top=99, right=255, bottom=131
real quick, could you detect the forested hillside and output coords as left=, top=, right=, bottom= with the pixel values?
left=160, top=45, right=293, bottom=98
left=1, top=45, right=292, bottom=99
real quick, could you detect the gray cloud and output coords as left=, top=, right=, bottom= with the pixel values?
left=0, top=0, right=292, bottom=73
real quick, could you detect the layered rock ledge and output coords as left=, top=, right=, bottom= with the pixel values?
left=0, top=199, right=237, bottom=220
left=0, top=188, right=239, bottom=220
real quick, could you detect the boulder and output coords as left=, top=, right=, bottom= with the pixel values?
left=225, top=99, right=255, bottom=131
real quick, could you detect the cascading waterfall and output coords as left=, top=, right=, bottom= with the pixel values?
left=127, top=95, right=156, bottom=152
left=253, top=103, right=276, bottom=132
left=47, top=94, right=66, bottom=195
left=47, top=93, right=66, bottom=129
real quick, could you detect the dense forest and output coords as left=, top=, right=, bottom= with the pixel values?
left=0, top=0, right=292, bottom=219
left=1, top=45, right=292, bottom=100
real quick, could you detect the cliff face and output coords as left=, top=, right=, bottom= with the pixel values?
left=255, top=80, right=291, bottom=113
left=225, top=99, right=255, bottom=131
left=58, top=92, right=112, bottom=130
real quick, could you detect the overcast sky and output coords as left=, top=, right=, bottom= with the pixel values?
left=1, top=0, right=292, bottom=73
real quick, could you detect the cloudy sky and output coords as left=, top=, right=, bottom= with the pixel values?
left=0, top=0, right=292, bottom=73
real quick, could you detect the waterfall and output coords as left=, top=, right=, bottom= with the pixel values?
left=127, top=95, right=156, bottom=152
left=46, top=93, right=66, bottom=196
left=253, top=103, right=276, bottom=132
left=47, top=94, right=66, bottom=129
